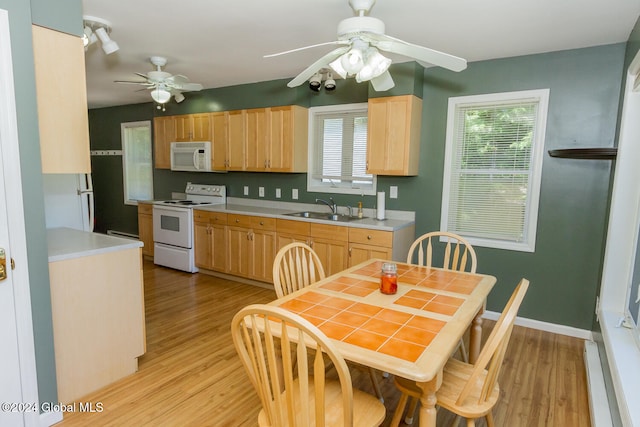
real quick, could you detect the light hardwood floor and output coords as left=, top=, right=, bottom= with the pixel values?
left=57, top=261, right=590, bottom=426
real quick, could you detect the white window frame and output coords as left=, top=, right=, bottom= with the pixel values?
left=440, top=89, right=549, bottom=252
left=121, top=120, right=153, bottom=205
left=307, top=103, right=377, bottom=196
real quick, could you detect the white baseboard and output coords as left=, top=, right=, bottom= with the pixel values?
left=40, top=410, right=62, bottom=427
left=584, top=340, right=613, bottom=427
left=482, top=310, right=593, bottom=340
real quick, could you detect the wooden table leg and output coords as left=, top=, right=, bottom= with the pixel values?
left=468, top=310, right=483, bottom=364
left=416, top=371, right=442, bottom=427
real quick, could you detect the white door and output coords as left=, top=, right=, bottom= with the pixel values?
left=0, top=8, right=40, bottom=427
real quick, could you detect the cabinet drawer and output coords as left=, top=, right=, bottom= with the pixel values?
left=138, top=202, right=153, bottom=215
left=250, top=216, right=276, bottom=231
left=194, top=210, right=227, bottom=224
left=277, top=219, right=310, bottom=236
left=227, top=214, right=252, bottom=228
left=348, top=228, right=392, bottom=248
left=310, top=223, right=348, bottom=242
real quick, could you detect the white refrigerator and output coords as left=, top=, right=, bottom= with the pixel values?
left=43, top=174, right=95, bottom=232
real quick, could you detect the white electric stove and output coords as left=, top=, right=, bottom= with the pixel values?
left=152, top=183, right=226, bottom=272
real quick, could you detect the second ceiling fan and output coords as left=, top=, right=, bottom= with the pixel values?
left=266, top=0, right=467, bottom=91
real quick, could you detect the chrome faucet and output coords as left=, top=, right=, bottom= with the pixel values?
left=315, top=198, right=337, bottom=214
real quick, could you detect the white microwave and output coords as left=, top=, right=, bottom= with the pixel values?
left=170, top=142, right=212, bottom=172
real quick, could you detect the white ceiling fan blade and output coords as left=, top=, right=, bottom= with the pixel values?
left=134, top=72, right=150, bottom=79
left=370, top=70, right=395, bottom=91
left=264, top=40, right=349, bottom=58
left=372, top=35, right=467, bottom=72
left=114, top=80, right=154, bottom=86
left=287, top=46, right=351, bottom=88
left=176, top=82, right=203, bottom=92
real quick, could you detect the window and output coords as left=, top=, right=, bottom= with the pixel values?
left=308, top=103, right=376, bottom=195
left=441, top=89, right=549, bottom=252
left=121, top=121, right=153, bottom=205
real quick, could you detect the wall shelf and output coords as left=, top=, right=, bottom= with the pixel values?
left=548, top=148, right=617, bottom=160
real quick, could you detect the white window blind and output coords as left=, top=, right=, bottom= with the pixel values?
left=441, top=90, right=549, bottom=252
left=308, top=104, right=376, bottom=195
left=121, top=121, right=153, bottom=205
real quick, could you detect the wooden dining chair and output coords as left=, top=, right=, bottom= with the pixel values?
left=273, top=242, right=326, bottom=299
left=231, top=304, right=386, bottom=426
left=390, top=278, right=530, bottom=427
left=406, top=231, right=477, bottom=273
left=272, top=242, right=385, bottom=402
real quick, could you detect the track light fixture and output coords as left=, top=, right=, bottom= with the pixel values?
left=308, top=69, right=338, bottom=92
left=82, top=15, right=119, bottom=55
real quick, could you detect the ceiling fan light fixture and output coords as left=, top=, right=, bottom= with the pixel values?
left=356, top=47, right=391, bottom=82
left=151, top=87, right=171, bottom=104
left=341, top=47, right=364, bottom=75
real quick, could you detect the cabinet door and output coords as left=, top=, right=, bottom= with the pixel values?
left=137, top=212, right=154, bottom=258
left=227, top=110, right=246, bottom=170
left=367, top=95, right=421, bottom=176
left=153, top=116, right=175, bottom=169
left=245, top=108, right=268, bottom=171
left=33, top=25, right=91, bottom=174
left=227, top=227, right=251, bottom=276
left=211, top=225, right=227, bottom=272
left=277, top=233, right=308, bottom=249
left=211, top=112, right=228, bottom=171
left=312, top=239, right=348, bottom=277
left=251, top=230, right=277, bottom=283
left=349, top=244, right=392, bottom=267
left=194, top=222, right=213, bottom=269
left=270, top=106, right=308, bottom=172
left=174, top=115, right=193, bottom=142
left=192, top=113, right=212, bottom=141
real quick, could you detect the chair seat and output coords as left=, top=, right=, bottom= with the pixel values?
left=258, top=377, right=386, bottom=427
left=394, top=358, right=500, bottom=419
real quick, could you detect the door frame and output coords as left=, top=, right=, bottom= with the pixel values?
left=0, top=8, right=40, bottom=426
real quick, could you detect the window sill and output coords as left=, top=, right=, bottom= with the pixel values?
left=600, top=310, right=640, bottom=426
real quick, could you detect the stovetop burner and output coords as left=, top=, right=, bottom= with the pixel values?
left=162, top=200, right=212, bottom=206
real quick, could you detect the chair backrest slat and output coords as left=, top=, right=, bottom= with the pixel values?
left=407, top=231, right=477, bottom=273
left=455, top=279, right=529, bottom=406
left=232, top=304, right=355, bottom=426
left=273, top=242, right=326, bottom=298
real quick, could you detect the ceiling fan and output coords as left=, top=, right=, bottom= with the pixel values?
left=115, top=56, right=203, bottom=105
left=265, top=0, right=467, bottom=92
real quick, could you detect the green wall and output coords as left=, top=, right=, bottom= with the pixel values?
left=90, top=45, right=625, bottom=330
left=0, top=0, right=76, bottom=408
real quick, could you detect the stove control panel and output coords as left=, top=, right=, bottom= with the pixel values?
left=185, top=183, right=226, bottom=198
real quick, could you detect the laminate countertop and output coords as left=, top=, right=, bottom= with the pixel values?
left=195, top=203, right=415, bottom=232
left=47, top=227, right=143, bottom=262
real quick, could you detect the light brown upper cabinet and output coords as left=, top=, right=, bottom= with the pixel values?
left=211, top=112, right=228, bottom=171
left=269, top=105, right=308, bottom=172
left=32, top=25, right=91, bottom=174
left=226, top=110, right=246, bottom=170
left=153, top=116, right=175, bottom=169
left=367, top=95, right=422, bottom=176
left=245, top=108, right=269, bottom=171
left=174, top=113, right=212, bottom=142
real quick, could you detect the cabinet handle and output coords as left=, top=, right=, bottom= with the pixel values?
left=349, top=247, right=352, bottom=256
left=236, top=219, right=240, bottom=223
left=267, top=160, right=271, bottom=168
left=264, top=160, right=267, bottom=168
left=367, top=235, right=372, bottom=240
left=308, top=240, right=313, bottom=248
left=259, top=221, right=264, bottom=226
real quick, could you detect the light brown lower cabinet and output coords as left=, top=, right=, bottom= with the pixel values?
left=198, top=215, right=415, bottom=285
left=194, top=211, right=227, bottom=272
left=137, top=202, right=154, bottom=258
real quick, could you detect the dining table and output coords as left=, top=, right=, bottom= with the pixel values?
left=269, top=258, right=497, bottom=427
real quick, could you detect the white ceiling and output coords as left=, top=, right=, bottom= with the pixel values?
left=81, top=0, right=640, bottom=109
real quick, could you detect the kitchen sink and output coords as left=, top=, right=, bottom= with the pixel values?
left=284, top=211, right=366, bottom=222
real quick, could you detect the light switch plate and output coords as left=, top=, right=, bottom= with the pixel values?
left=243, top=186, right=249, bottom=196
left=259, top=187, right=265, bottom=197
left=390, top=186, right=398, bottom=199
left=292, top=189, right=298, bottom=200
left=275, top=188, right=281, bottom=198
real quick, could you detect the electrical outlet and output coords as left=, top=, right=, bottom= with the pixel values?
left=259, top=187, right=265, bottom=197
left=390, top=186, right=398, bottom=199
left=275, top=188, right=281, bottom=198
left=243, top=186, right=249, bottom=196
left=292, top=189, right=298, bottom=200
